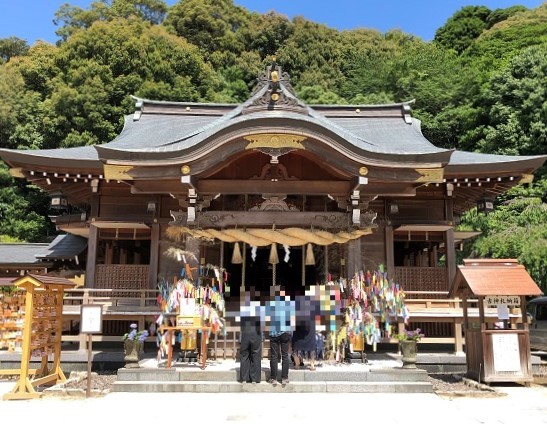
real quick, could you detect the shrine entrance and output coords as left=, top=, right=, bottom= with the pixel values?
left=223, top=243, right=320, bottom=298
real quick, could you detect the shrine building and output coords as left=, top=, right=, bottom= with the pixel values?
left=1, top=62, right=545, bottom=338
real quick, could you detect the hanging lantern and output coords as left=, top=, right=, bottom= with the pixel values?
left=477, top=197, right=494, bottom=215
left=269, top=243, right=279, bottom=265
left=48, top=191, right=68, bottom=216
left=231, top=242, right=242, bottom=264
left=305, top=243, right=315, bottom=266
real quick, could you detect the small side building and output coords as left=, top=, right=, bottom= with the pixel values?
left=450, top=259, right=543, bottom=385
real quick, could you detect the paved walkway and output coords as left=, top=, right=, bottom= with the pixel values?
left=1, top=378, right=546, bottom=424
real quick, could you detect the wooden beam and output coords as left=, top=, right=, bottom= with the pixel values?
left=198, top=179, right=351, bottom=195
left=197, top=180, right=419, bottom=196
left=181, top=211, right=355, bottom=229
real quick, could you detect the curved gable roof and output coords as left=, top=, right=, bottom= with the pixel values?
left=0, top=63, right=545, bottom=176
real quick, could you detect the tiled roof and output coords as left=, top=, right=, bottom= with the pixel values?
left=0, top=145, right=100, bottom=166
left=0, top=243, right=49, bottom=264
left=0, top=234, right=86, bottom=265
left=96, top=100, right=450, bottom=158
left=14, top=274, right=76, bottom=287
left=450, top=259, right=543, bottom=296
left=36, top=234, right=87, bottom=260
left=1, top=77, right=545, bottom=170
left=0, top=277, right=17, bottom=286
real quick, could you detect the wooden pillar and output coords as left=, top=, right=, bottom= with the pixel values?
left=445, top=228, right=456, bottom=289
left=85, top=225, right=98, bottom=288
left=242, top=243, right=246, bottom=288
left=478, top=295, right=486, bottom=330
left=385, top=225, right=395, bottom=277
left=324, top=245, right=329, bottom=280
left=347, top=239, right=362, bottom=276
left=148, top=222, right=160, bottom=289
left=119, top=248, right=127, bottom=264
left=105, top=242, right=113, bottom=264
left=79, top=289, right=90, bottom=350
left=454, top=319, right=463, bottom=355
left=301, top=245, right=305, bottom=287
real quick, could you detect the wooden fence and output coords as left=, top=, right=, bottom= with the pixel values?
left=60, top=289, right=525, bottom=355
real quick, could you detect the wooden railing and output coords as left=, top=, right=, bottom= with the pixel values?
left=94, top=264, right=150, bottom=290
left=62, top=288, right=158, bottom=349
left=60, top=289, right=525, bottom=355
left=395, top=267, right=448, bottom=295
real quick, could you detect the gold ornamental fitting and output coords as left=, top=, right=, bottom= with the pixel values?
left=359, top=166, right=368, bottom=176
left=181, top=165, right=191, bottom=175
left=271, top=93, right=280, bottom=101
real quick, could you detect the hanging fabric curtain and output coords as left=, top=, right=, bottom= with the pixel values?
left=305, top=243, right=315, bottom=265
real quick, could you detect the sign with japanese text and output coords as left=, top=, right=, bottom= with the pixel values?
left=484, top=295, right=520, bottom=307
left=492, top=333, right=521, bottom=372
left=80, top=305, right=103, bottom=334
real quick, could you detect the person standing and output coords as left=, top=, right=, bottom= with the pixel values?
left=238, top=289, right=264, bottom=384
left=266, top=286, right=295, bottom=386
left=292, top=289, right=321, bottom=371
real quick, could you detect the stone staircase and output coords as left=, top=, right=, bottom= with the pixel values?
left=113, top=359, right=433, bottom=393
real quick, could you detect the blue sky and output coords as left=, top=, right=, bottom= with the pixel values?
left=0, top=0, right=544, bottom=45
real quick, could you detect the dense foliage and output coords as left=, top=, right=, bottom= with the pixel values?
left=0, top=0, right=545, bottom=289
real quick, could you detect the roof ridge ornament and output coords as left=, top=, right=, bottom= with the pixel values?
left=133, top=99, right=143, bottom=121
left=402, top=104, right=412, bottom=124
left=245, top=57, right=307, bottom=113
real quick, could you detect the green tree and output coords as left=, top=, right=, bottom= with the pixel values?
left=485, top=6, right=527, bottom=28
left=434, top=6, right=491, bottom=54
left=340, top=30, right=425, bottom=105
left=10, top=18, right=218, bottom=150
left=0, top=163, right=51, bottom=242
left=274, top=17, right=349, bottom=92
left=54, top=0, right=168, bottom=42
left=463, top=44, right=547, bottom=166
left=164, top=0, right=248, bottom=54
left=460, top=189, right=547, bottom=293
left=0, top=37, right=29, bottom=63
left=239, top=11, right=294, bottom=60
left=297, top=85, right=345, bottom=105
left=466, top=4, right=547, bottom=64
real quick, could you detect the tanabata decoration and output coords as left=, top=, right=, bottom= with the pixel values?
left=156, top=263, right=227, bottom=335
left=336, top=265, right=409, bottom=350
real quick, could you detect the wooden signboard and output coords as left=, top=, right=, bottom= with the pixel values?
left=3, top=275, right=76, bottom=400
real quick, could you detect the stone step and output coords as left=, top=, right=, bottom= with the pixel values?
left=112, top=380, right=433, bottom=393
left=114, top=362, right=433, bottom=393
left=117, top=367, right=430, bottom=383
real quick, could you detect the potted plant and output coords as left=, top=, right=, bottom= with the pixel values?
left=122, top=323, right=149, bottom=368
left=395, top=327, right=424, bottom=369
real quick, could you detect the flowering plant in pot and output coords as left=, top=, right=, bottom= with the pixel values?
left=395, top=327, right=424, bottom=342
left=123, top=323, right=149, bottom=342
left=122, top=323, right=149, bottom=367
left=395, top=328, right=424, bottom=369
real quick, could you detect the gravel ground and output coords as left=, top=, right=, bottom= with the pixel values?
left=4, top=368, right=544, bottom=395
left=61, top=371, right=491, bottom=394
left=427, top=373, right=494, bottom=393
left=63, top=371, right=118, bottom=392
